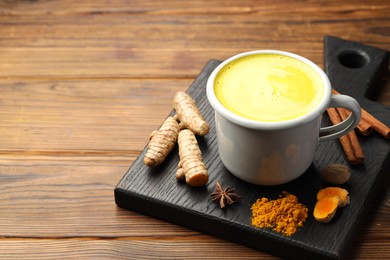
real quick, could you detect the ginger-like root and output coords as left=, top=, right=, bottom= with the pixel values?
left=313, top=187, right=350, bottom=223
left=173, top=91, right=209, bottom=136
left=144, top=116, right=180, bottom=167
left=176, top=129, right=209, bottom=187
left=313, top=196, right=339, bottom=223
left=317, top=187, right=350, bottom=207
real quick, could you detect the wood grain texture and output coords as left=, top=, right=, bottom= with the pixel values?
left=0, top=0, right=388, bottom=259
left=0, top=1, right=389, bottom=78
left=0, top=79, right=190, bottom=151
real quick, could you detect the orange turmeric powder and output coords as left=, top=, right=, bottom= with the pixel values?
left=251, top=192, right=308, bottom=236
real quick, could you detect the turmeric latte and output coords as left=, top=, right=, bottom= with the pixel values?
left=214, top=54, right=324, bottom=122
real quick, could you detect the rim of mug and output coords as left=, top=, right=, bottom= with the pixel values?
left=206, top=50, right=332, bottom=130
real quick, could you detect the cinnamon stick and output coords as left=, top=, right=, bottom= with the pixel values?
left=361, top=109, right=390, bottom=139
left=337, top=107, right=372, bottom=136
left=332, top=89, right=390, bottom=139
left=337, top=108, right=365, bottom=164
left=326, top=108, right=365, bottom=165
left=356, top=118, right=373, bottom=136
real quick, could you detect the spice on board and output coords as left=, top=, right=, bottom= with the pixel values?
left=250, top=192, right=308, bottom=236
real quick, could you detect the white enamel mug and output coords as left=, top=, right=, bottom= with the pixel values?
left=207, top=50, right=361, bottom=185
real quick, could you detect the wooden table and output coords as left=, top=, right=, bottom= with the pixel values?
left=0, top=1, right=389, bottom=259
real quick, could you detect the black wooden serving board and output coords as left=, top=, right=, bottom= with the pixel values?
left=115, top=36, right=390, bottom=260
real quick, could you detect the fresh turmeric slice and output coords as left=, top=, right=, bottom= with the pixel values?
left=173, top=91, right=209, bottom=136
left=313, top=187, right=350, bottom=223
left=313, top=196, right=340, bottom=223
left=317, top=187, right=350, bottom=207
left=176, top=129, right=209, bottom=187
left=144, top=116, right=180, bottom=167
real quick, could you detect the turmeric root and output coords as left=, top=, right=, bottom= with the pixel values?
left=144, top=116, right=180, bottom=167
left=173, top=91, right=209, bottom=136
left=317, top=187, right=350, bottom=207
left=313, top=196, right=339, bottom=223
left=313, top=187, right=350, bottom=223
left=176, top=129, right=209, bottom=187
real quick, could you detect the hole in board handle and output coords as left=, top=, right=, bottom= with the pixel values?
left=337, top=49, right=370, bottom=69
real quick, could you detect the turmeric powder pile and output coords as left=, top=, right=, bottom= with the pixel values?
left=250, top=192, right=308, bottom=236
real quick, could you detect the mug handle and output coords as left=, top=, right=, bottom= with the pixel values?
left=319, top=94, right=361, bottom=141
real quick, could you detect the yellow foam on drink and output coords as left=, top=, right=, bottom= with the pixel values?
left=214, top=54, right=324, bottom=122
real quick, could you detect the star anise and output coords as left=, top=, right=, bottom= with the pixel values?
left=210, top=180, right=240, bottom=208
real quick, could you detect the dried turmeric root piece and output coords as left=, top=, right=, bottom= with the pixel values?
left=176, top=129, right=209, bottom=187
left=313, top=196, right=340, bottom=223
left=173, top=91, right=209, bottom=136
left=144, top=116, right=180, bottom=167
left=317, top=187, right=350, bottom=207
